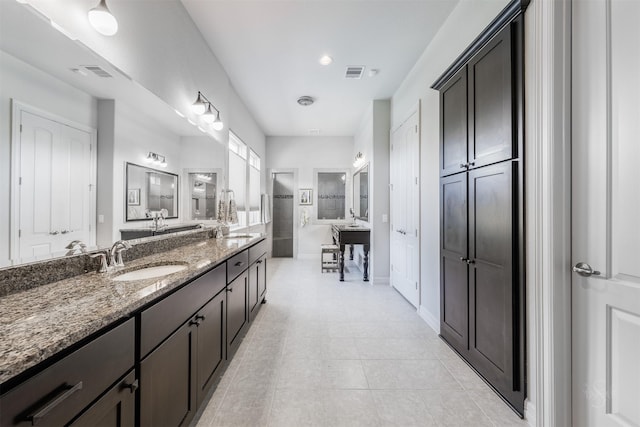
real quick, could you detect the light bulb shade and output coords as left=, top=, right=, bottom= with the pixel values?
left=201, top=104, right=216, bottom=123
left=191, top=92, right=207, bottom=115
left=211, top=111, right=223, bottom=131
left=88, top=0, right=118, bottom=36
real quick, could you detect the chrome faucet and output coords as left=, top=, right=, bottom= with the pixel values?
left=110, top=240, right=132, bottom=267
left=90, top=250, right=110, bottom=273
left=65, top=240, right=87, bottom=256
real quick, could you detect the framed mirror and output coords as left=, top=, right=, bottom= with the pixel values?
left=126, top=163, right=178, bottom=221
left=353, top=164, right=369, bottom=221
left=185, top=170, right=222, bottom=221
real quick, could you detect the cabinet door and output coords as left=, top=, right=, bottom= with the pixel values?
left=468, top=26, right=514, bottom=169
left=226, top=271, right=248, bottom=358
left=468, top=162, right=518, bottom=398
left=196, top=290, right=226, bottom=407
left=68, top=371, right=136, bottom=427
left=257, top=257, right=267, bottom=300
left=440, top=67, right=468, bottom=176
left=440, top=173, right=469, bottom=353
left=140, top=321, right=196, bottom=427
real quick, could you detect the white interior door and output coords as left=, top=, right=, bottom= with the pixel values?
left=16, top=108, right=94, bottom=262
left=390, top=111, right=420, bottom=307
left=572, top=0, right=640, bottom=425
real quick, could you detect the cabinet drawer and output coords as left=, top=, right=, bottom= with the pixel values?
left=248, top=239, right=267, bottom=265
left=141, top=263, right=226, bottom=358
left=0, top=319, right=134, bottom=427
left=227, top=250, right=249, bottom=283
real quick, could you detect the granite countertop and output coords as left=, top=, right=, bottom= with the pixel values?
left=0, top=233, right=264, bottom=385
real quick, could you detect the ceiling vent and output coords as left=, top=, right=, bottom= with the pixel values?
left=345, top=66, right=365, bottom=79
left=297, top=96, right=315, bottom=106
left=81, top=65, right=113, bottom=78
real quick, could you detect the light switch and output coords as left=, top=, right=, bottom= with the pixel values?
left=382, top=214, right=388, bottom=223
left=98, top=214, right=105, bottom=223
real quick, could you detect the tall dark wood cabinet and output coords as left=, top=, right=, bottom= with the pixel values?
left=433, top=0, right=528, bottom=416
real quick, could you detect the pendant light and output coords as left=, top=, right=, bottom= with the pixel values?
left=88, top=0, right=118, bottom=36
left=201, top=103, right=216, bottom=124
left=191, top=92, right=207, bottom=115
left=211, top=111, right=224, bottom=131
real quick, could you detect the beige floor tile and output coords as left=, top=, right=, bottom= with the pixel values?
left=194, top=258, right=524, bottom=426
left=355, top=337, right=437, bottom=360
left=362, top=359, right=462, bottom=390
left=371, top=390, right=436, bottom=426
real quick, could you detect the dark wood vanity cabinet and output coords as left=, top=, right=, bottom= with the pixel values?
left=139, top=264, right=227, bottom=427
left=434, top=4, right=526, bottom=416
left=248, top=255, right=267, bottom=321
left=69, top=370, right=136, bottom=427
left=226, top=270, right=248, bottom=359
left=249, top=239, right=268, bottom=321
left=0, top=319, right=135, bottom=427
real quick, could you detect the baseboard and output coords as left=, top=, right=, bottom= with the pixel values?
left=524, top=400, right=536, bottom=426
left=418, top=306, right=440, bottom=334
left=372, top=276, right=389, bottom=285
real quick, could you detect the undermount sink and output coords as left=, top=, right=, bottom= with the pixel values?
left=113, top=263, right=188, bottom=281
left=223, top=234, right=254, bottom=239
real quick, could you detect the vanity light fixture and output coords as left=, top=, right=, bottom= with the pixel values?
left=145, top=152, right=167, bottom=168
left=191, top=91, right=224, bottom=131
left=353, top=152, right=365, bottom=168
left=88, top=0, right=119, bottom=36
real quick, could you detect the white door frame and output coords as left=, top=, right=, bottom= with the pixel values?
left=524, top=0, right=572, bottom=425
left=10, top=100, right=97, bottom=262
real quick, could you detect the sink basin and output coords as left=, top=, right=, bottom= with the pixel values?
left=113, top=264, right=188, bottom=281
left=223, top=234, right=254, bottom=239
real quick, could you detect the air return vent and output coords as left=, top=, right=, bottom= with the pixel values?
left=345, top=66, right=365, bottom=79
left=81, top=65, right=113, bottom=78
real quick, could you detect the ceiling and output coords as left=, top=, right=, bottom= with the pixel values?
left=181, top=0, right=459, bottom=137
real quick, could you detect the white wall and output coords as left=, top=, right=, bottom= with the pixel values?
left=353, top=100, right=391, bottom=284
left=0, top=51, right=97, bottom=266
left=266, top=136, right=353, bottom=257
left=391, top=0, right=510, bottom=329
left=390, top=0, right=538, bottom=417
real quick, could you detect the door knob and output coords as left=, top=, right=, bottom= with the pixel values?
left=572, top=262, right=601, bottom=277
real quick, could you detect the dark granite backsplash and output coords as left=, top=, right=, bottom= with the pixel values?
left=0, top=228, right=213, bottom=297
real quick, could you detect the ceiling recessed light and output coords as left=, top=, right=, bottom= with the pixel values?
left=297, top=96, right=315, bottom=106
left=319, top=55, right=333, bottom=66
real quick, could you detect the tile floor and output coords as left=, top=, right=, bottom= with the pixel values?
left=194, top=258, right=528, bottom=427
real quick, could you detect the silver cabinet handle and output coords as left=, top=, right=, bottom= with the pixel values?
left=572, top=262, right=601, bottom=277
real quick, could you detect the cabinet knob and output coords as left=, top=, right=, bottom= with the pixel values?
left=459, top=257, right=469, bottom=263
left=123, top=379, right=139, bottom=394
left=466, top=259, right=475, bottom=265
left=459, top=163, right=468, bottom=169
left=234, top=261, right=245, bottom=267
left=195, top=314, right=206, bottom=321
left=227, top=287, right=233, bottom=293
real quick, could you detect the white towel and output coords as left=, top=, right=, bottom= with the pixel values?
left=261, top=194, right=271, bottom=224
left=300, top=207, right=309, bottom=227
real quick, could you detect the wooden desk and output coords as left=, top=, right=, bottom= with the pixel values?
left=331, top=224, right=370, bottom=281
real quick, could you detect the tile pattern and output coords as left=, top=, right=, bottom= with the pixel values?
left=0, top=233, right=264, bottom=385
left=194, top=258, right=528, bottom=426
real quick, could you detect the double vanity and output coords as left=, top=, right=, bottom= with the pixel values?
left=0, top=231, right=267, bottom=427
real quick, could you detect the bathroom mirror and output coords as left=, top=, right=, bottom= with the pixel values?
left=353, top=165, right=369, bottom=221
left=126, top=163, right=179, bottom=221
left=0, top=2, right=228, bottom=267
left=185, top=170, right=221, bottom=221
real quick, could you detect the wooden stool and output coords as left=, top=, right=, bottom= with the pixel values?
left=321, top=244, right=339, bottom=272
